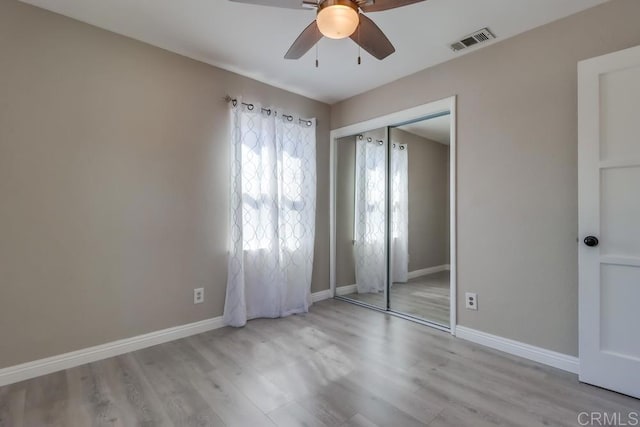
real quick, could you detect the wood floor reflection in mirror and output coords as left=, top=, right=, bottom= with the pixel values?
left=342, top=270, right=450, bottom=326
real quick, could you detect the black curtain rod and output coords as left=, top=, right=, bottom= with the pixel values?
left=224, top=96, right=313, bottom=127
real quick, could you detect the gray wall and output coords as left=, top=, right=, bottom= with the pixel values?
left=0, top=0, right=330, bottom=369
left=331, top=0, right=640, bottom=356
left=391, top=129, right=449, bottom=272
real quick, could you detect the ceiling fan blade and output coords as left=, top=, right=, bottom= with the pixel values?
left=350, top=14, right=395, bottom=60
left=284, top=21, right=323, bottom=59
left=360, top=0, right=426, bottom=13
left=228, top=0, right=313, bottom=9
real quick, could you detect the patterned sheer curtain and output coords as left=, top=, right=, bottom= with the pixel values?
left=223, top=100, right=316, bottom=327
left=354, top=137, right=386, bottom=294
left=390, top=143, right=409, bottom=283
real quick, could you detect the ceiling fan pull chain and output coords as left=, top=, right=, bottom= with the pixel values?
left=315, top=25, right=319, bottom=68
left=357, top=19, right=361, bottom=65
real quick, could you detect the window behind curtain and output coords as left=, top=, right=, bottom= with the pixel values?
left=224, top=101, right=316, bottom=327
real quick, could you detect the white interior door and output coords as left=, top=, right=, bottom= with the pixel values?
left=578, top=44, right=640, bottom=399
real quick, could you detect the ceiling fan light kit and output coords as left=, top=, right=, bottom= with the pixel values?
left=316, top=0, right=359, bottom=39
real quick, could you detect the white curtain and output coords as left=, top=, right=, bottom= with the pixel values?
left=223, top=100, right=316, bottom=327
left=354, top=137, right=386, bottom=294
left=391, top=143, right=409, bottom=283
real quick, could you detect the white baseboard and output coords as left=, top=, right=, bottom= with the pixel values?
left=407, top=264, right=450, bottom=280
left=335, top=284, right=357, bottom=296
left=455, top=326, right=579, bottom=374
left=0, top=316, right=225, bottom=387
left=311, top=289, right=332, bottom=302
left=0, top=289, right=332, bottom=387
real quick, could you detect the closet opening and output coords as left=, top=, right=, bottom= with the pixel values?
left=330, top=97, right=457, bottom=332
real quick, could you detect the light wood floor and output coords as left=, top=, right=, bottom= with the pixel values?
left=341, top=271, right=450, bottom=326
left=1, top=299, right=638, bottom=426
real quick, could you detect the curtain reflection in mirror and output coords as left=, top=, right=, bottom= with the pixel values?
left=391, top=143, right=409, bottom=284
left=354, top=137, right=386, bottom=294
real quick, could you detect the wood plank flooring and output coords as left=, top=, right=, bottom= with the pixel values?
left=1, top=299, right=638, bottom=426
left=342, top=271, right=450, bottom=326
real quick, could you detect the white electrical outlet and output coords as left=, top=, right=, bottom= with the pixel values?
left=465, top=292, right=478, bottom=310
left=194, top=288, right=204, bottom=304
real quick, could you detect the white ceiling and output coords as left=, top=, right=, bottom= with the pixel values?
left=20, top=0, right=607, bottom=104
left=397, top=114, right=450, bottom=145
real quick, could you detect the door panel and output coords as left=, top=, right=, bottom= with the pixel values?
left=600, top=264, right=640, bottom=360
left=599, top=67, right=640, bottom=161
left=600, top=167, right=640, bottom=257
left=578, top=44, right=640, bottom=399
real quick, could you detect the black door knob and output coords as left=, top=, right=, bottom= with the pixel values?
left=584, top=236, right=599, bottom=247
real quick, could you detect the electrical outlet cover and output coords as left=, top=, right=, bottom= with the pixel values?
left=194, top=288, right=204, bottom=304
left=465, top=292, right=478, bottom=310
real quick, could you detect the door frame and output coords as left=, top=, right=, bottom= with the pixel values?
left=329, top=96, right=458, bottom=335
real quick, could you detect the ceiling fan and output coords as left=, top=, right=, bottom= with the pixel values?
left=229, top=0, right=426, bottom=60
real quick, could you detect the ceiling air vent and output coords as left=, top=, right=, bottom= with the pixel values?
left=450, top=28, right=495, bottom=52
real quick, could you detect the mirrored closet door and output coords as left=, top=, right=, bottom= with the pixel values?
left=333, top=107, right=454, bottom=329
left=335, top=128, right=388, bottom=310
left=389, top=114, right=451, bottom=327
